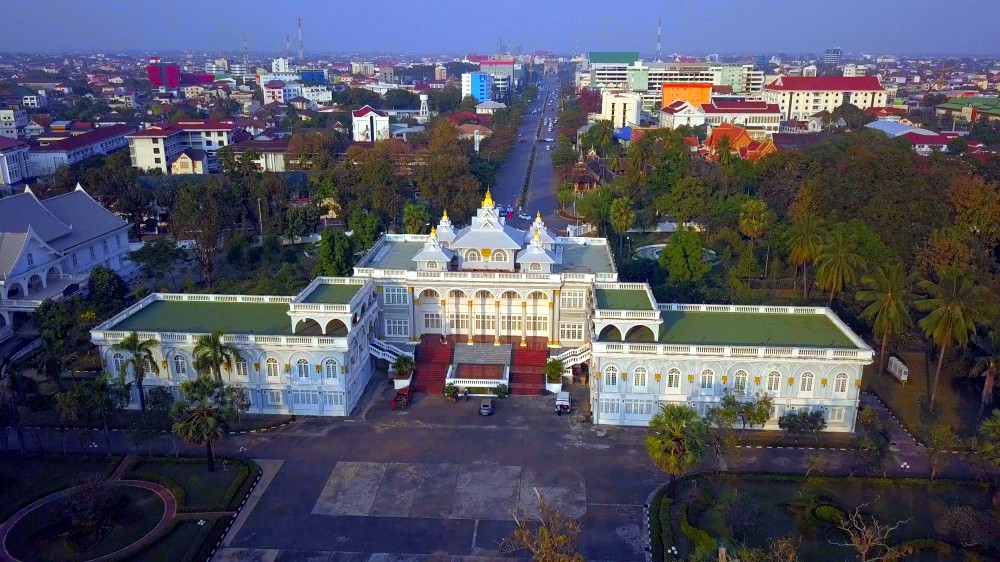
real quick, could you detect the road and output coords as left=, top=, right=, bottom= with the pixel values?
left=492, top=75, right=569, bottom=233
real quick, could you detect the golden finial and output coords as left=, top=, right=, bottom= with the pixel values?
left=430, top=227, right=437, bottom=238
left=533, top=227, right=541, bottom=241
left=536, top=210, right=541, bottom=221
left=483, top=188, right=494, bottom=208
left=442, top=209, right=449, bottom=221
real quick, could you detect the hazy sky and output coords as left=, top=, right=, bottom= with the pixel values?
left=4, top=0, right=999, bottom=56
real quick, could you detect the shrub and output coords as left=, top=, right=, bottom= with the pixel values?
left=443, top=382, right=458, bottom=398
left=679, top=505, right=715, bottom=556
left=813, top=504, right=845, bottom=526
left=493, top=383, right=509, bottom=398
left=649, top=487, right=666, bottom=562
left=659, top=495, right=674, bottom=559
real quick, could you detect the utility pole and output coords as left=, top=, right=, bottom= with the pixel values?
left=298, top=17, right=304, bottom=61
left=285, top=34, right=290, bottom=60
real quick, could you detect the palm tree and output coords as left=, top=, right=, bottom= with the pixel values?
left=628, top=138, right=654, bottom=177
left=112, top=331, right=160, bottom=414
left=787, top=213, right=824, bottom=298
left=645, top=404, right=707, bottom=493
left=738, top=199, right=771, bottom=249
left=857, top=262, right=914, bottom=378
left=970, top=331, right=1000, bottom=426
left=172, top=399, right=230, bottom=472
left=609, top=197, right=636, bottom=254
left=915, top=267, right=995, bottom=411
left=814, top=229, right=866, bottom=305
left=391, top=355, right=416, bottom=380
left=192, top=330, right=239, bottom=381
left=544, top=358, right=565, bottom=384
left=86, top=373, right=130, bottom=457
left=36, top=329, right=65, bottom=392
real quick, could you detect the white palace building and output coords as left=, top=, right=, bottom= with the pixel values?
left=90, top=192, right=873, bottom=430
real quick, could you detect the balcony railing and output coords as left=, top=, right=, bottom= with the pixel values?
left=591, top=341, right=872, bottom=361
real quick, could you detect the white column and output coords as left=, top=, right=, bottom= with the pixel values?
left=467, top=299, right=474, bottom=345
left=440, top=299, right=447, bottom=337
left=551, top=289, right=561, bottom=347
left=409, top=287, right=419, bottom=342
left=494, top=300, right=501, bottom=345
left=520, top=301, right=527, bottom=347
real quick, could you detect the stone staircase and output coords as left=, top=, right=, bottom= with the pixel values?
left=510, top=347, right=548, bottom=396
left=412, top=340, right=453, bottom=394
left=452, top=344, right=513, bottom=365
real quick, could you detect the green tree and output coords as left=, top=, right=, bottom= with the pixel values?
left=915, top=267, right=995, bottom=411
left=0, top=359, right=26, bottom=455
left=971, top=411, right=1000, bottom=473
left=172, top=179, right=232, bottom=284
left=970, top=331, right=1000, bottom=426
left=171, top=378, right=232, bottom=472
left=86, top=373, right=131, bottom=456
left=659, top=229, right=710, bottom=286
left=314, top=228, right=355, bottom=277
left=88, top=265, right=128, bottom=317
left=947, top=137, right=968, bottom=155
left=556, top=183, right=575, bottom=210
left=111, top=331, right=160, bottom=414
left=738, top=198, right=772, bottom=249
left=192, top=330, right=239, bottom=382
left=814, top=228, right=866, bottom=305
left=384, top=89, right=418, bottom=109
left=391, top=355, right=416, bottom=379
left=36, top=329, right=66, bottom=392
left=656, top=176, right=707, bottom=226
left=128, top=240, right=186, bottom=288
left=459, top=95, right=478, bottom=112
left=854, top=406, right=890, bottom=475
left=544, top=358, right=565, bottom=384
left=415, top=120, right=482, bottom=221
left=348, top=210, right=382, bottom=252
left=609, top=197, right=636, bottom=254
left=402, top=201, right=431, bottom=234
left=146, top=386, right=175, bottom=430
left=645, top=404, right=707, bottom=491
left=787, top=213, right=824, bottom=298
left=857, top=262, right=914, bottom=378
left=283, top=205, right=321, bottom=238
left=705, top=402, right=739, bottom=470
left=777, top=410, right=827, bottom=443
left=722, top=390, right=773, bottom=433
left=922, top=423, right=955, bottom=479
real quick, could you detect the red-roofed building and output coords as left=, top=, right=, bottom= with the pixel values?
left=899, top=132, right=949, bottom=155
left=865, top=106, right=908, bottom=121
left=351, top=105, right=389, bottom=142
left=704, top=123, right=773, bottom=162
left=28, top=124, right=135, bottom=176
left=660, top=100, right=782, bottom=137
left=126, top=120, right=238, bottom=174
left=764, top=75, right=887, bottom=121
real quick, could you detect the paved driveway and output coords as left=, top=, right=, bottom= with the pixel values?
left=218, top=385, right=660, bottom=561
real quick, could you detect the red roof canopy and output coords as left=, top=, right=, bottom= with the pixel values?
left=352, top=105, right=387, bottom=118
left=766, top=76, right=883, bottom=91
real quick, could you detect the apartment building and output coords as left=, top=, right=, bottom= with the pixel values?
left=126, top=120, right=237, bottom=174
left=28, top=124, right=135, bottom=176
left=0, top=136, right=29, bottom=186
left=763, top=76, right=887, bottom=121
left=0, top=108, right=28, bottom=139
left=596, top=91, right=642, bottom=128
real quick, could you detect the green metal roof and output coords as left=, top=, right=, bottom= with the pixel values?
left=588, top=52, right=640, bottom=65
left=654, top=311, right=857, bottom=348
left=111, top=300, right=311, bottom=336
left=936, top=97, right=1000, bottom=115
left=301, top=283, right=362, bottom=304
left=594, top=288, right=654, bottom=310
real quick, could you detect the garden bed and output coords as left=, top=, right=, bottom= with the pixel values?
left=649, top=473, right=996, bottom=561
left=0, top=453, right=122, bottom=520
left=127, top=456, right=254, bottom=512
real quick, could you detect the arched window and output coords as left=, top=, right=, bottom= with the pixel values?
left=324, top=359, right=338, bottom=380
left=466, top=250, right=480, bottom=261
left=296, top=358, right=310, bottom=379
left=632, top=367, right=647, bottom=389
left=26, top=253, right=34, bottom=267
left=700, top=369, right=714, bottom=390
left=501, top=291, right=519, bottom=300
left=173, top=356, right=188, bottom=377
left=492, top=250, right=507, bottom=261
left=529, top=263, right=541, bottom=271
left=475, top=290, right=492, bottom=299
left=800, top=372, right=814, bottom=393
left=603, top=365, right=619, bottom=387
left=448, top=290, right=465, bottom=299
left=266, top=358, right=279, bottom=379
left=767, top=371, right=781, bottom=392
left=235, top=358, right=248, bottom=377
left=112, top=353, right=124, bottom=374
left=834, top=373, right=848, bottom=394
left=425, top=260, right=438, bottom=269
left=667, top=368, right=680, bottom=388
left=734, top=370, right=749, bottom=393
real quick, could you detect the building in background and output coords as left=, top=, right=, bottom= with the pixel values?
left=597, top=91, right=642, bottom=128
left=146, top=57, right=180, bottom=89
left=0, top=108, right=28, bottom=139
left=0, top=136, right=29, bottom=188
left=29, top=125, right=134, bottom=176
left=352, top=105, right=390, bottom=142
left=434, top=65, right=448, bottom=80
left=764, top=76, right=886, bottom=121
left=126, top=120, right=237, bottom=174
left=824, top=47, right=844, bottom=65
left=661, top=83, right=712, bottom=108
left=461, top=72, right=496, bottom=103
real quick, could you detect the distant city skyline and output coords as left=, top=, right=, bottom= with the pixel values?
left=4, top=0, right=1000, bottom=56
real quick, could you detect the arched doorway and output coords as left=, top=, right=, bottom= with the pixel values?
left=598, top=325, right=622, bottom=341
left=625, top=326, right=656, bottom=343
left=325, top=319, right=348, bottom=337
left=294, top=319, right=322, bottom=336
left=27, top=274, right=43, bottom=295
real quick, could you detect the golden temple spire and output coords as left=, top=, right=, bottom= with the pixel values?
left=442, top=209, right=449, bottom=221
left=533, top=227, right=541, bottom=241
left=482, top=188, right=494, bottom=208
left=536, top=210, right=541, bottom=221
left=430, top=227, right=437, bottom=238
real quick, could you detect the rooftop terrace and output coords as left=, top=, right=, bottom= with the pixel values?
left=594, top=288, right=654, bottom=310
left=110, top=300, right=309, bottom=335
left=653, top=310, right=858, bottom=349
left=300, top=283, right=362, bottom=304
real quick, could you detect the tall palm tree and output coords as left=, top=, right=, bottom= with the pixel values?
left=857, top=262, right=914, bottom=378
left=609, top=197, right=636, bottom=254
left=970, top=331, right=1000, bottom=426
left=36, top=329, right=65, bottom=392
left=86, top=373, right=130, bottom=457
left=192, top=330, right=239, bottom=382
left=915, top=267, right=995, bottom=411
left=645, top=403, right=707, bottom=493
left=787, top=213, right=824, bottom=298
left=628, top=138, right=654, bottom=177
left=814, top=229, right=866, bottom=305
left=172, top=399, right=230, bottom=472
left=112, top=331, right=160, bottom=414
left=738, top=199, right=771, bottom=249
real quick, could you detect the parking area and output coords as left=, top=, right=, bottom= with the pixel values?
left=218, top=384, right=658, bottom=562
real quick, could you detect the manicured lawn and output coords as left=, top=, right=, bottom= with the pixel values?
left=657, top=310, right=858, bottom=348
left=5, top=485, right=164, bottom=562
left=301, top=282, right=362, bottom=304
left=864, top=350, right=981, bottom=440
left=594, top=288, right=654, bottom=310
left=112, top=300, right=296, bottom=335
left=134, top=520, right=218, bottom=562
left=662, top=474, right=994, bottom=561
left=0, top=454, right=121, bottom=520
left=128, top=457, right=250, bottom=511
left=19, top=408, right=292, bottom=433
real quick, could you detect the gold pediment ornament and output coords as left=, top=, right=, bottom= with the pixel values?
left=481, top=248, right=492, bottom=258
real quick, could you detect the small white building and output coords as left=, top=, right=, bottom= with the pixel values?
left=764, top=76, right=887, bottom=121
left=29, top=124, right=135, bottom=176
left=475, top=101, right=507, bottom=115
left=0, top=108, right=28, bottom=139
left=0, top=136, right=30, bottom=187
left=352, top=105, right=390, bottom=142
left=595, top=90, right=642, bottom=128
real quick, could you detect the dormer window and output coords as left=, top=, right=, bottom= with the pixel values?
left=426, top=261, right=439, bottom=269
left=492, top=250, right=507, bottom=262
left=529, top=263, right=541, bottom=272
left=26, top=253, right=34, bottom=267
left=466, top=250, right=480, bottom=262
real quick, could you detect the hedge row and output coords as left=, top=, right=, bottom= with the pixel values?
left=678, top=505, right=714, bottom=556
left=130, top=470, right=187, bottom=511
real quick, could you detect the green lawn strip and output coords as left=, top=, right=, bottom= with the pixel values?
left=127, top=457, right=251, bottom=512
left=133, top=519, right=216, bottom=562
left=594, top=288, right=653, bottom=310
left=864, top=349, right=980, bottom=441
left=0, top=454, right=122, bottom=520
left=19, top=408, right=292, bottom=433
left=735, top=429, right=857, bottom=449
left=670, top=474, right=993, bottom=560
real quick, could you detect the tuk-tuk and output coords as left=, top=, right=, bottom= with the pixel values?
left=555, top=391, right=571, bottom=415
left=391, top=387, right=413, bottom=410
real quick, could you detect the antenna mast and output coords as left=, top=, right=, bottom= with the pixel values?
left=298, top=17, right=304, bottom=60
left=656, top=19, right=662, bottom=62
left=285, top=34, right=290, bottom=60
left=242, top=32, right=249, bottom=69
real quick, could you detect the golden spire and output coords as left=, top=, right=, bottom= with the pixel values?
left=533, top=227, right=541, bottom=241
left=430, top=227, right=437, bottom=238
left=482, top=188, right=494, bottom=208
left=442, top=209, right=449, bottom=221
left=536, top=210, right=542, bottom=221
